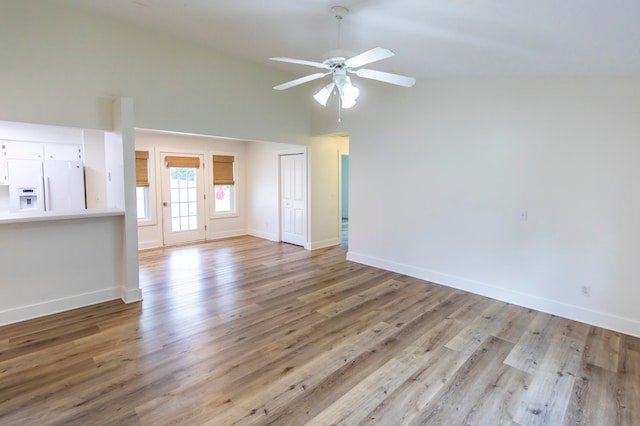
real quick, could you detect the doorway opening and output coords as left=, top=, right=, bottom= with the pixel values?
left=341, top=153, right=349, bottom=246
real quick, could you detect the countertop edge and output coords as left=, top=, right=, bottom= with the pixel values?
left=0, top=208, right=126, bottom=224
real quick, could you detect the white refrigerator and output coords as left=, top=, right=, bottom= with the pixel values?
left=43, top=160, right=86, bottom=211
left=8, top=159, right=86, bottom=212
left=7, top=159, right=45, bottom=212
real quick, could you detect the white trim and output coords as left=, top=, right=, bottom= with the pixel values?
left=337, top=150, right=343, bottom=238
left=207, top=228, right=247, bottom=240
left=248, top=228, right=279, bottom=242
left=0, top=288, right=120, bottom=326
left=138, top=239, right=161, bottom=250
left=277, top=147, right=308, bottom=156
left=121, top=288, right=143, bottom=303
left=346, top=251, right=640, bottom=338
left=211, top=212, right=240, bottom=219
left=309, top=237, right=341, bottom=250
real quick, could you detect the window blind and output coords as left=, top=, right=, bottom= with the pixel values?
left=165, top=156, right=200, bottom=168
left=213, top=155, right=235, bottom=185
left=135, top=150, right=149, bottom=187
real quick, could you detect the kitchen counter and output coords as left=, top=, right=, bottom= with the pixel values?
left=0, top=209, right=129, bottom=326
left=0, top=208, right=125, bottom=225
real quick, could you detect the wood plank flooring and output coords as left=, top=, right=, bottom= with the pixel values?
left=1, top=235, right=639, bottom=425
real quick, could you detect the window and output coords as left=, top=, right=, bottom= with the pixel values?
left=212, top=154, right=236, bottom=216
left=135, top=150, right=150, bottom=220
left=136, top=186, right=149, bottom=219
left=214, top=184, right=234, bottom=213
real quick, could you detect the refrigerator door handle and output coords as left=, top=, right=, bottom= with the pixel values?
left=44, top=176, right=51, bottom=211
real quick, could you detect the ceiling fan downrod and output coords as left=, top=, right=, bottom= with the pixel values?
left=331, top=6, right=349, bottom=49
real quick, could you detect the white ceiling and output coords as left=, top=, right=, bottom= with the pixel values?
left=61, top=0, right=640, bottom=79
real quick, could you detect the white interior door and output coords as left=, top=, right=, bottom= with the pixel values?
left=281, top=153, right=307, bottom=246
left=161, top=152, right=206, bottom=246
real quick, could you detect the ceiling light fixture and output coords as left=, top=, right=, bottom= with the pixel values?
left=271, top=5, right=415, bottom=121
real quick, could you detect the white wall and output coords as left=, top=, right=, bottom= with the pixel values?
left=246, top=141, right=307, bottom=242
left=0, top=215, right=124, bottom=325
left=104, top=131, right=125, bottom=210
left=0, top=0, right=311, bottom=143
left=136, top=133, right=343, bottom=251
left=135, top=131, right=250, bottom=249
left=0, top=100, right=140, bottom=325
left=341, top=154, right=350, bottom=219
left=0, top=1, right=312, bottom=324
left=83, top=129, right=108, bottom=209
left=0, top=121, right=84, bottom=144
left=314, top=78, right=640, bottom=337
left=309, top=135, right=349, bottom=249
left=113, top=98, right=141, bottom=304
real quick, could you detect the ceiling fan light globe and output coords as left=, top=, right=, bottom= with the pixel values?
left=313, top=82, right=335, bottom=106
left=341, top=96, right=356, bottom=109
left=343, top=82, right=359, bottom=101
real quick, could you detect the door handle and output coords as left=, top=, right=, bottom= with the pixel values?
left=163, top=202, right=168, bottom=207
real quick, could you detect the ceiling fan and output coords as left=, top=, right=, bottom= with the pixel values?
left=270, top=5, right=416, bottom=112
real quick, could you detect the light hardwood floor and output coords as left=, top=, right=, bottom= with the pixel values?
left=1, top=235, right=639, bottom=425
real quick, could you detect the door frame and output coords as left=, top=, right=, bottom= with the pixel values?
left=339, top=152, right=349, bottom=235
left=278, top=147, right=309, bottom=249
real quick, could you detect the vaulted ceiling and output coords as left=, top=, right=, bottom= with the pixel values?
left=61, top=0, right=640, bottom=79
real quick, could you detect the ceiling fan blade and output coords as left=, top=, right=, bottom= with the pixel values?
left=344, top=47, right=395, bottom=69
left=352, top=69, right=416, bottom=87
left=273, top=72, right=330, bottom=90
left=270, top=57, right=329, bottom=69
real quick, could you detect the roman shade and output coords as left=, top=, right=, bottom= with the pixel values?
left=135, top=150, right=149, bottom=187
left=213, top=155, right=235, bottom=185
left=165, top=156, right=200, bottom=168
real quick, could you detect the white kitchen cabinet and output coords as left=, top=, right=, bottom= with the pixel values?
left=44, top=143, right=83, bottom=161
left=4, top=141, right=43, bottom=160
left=1, top=142, right=83, bottom=185
left=0, top=144, right=7, bottom=184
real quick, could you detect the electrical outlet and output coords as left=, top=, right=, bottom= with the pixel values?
left=520, top=210, right=528, bottom=221
left=581, top=286, right=591, bottom=296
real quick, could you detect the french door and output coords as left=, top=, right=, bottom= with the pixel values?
left=160, top=153, right=206, bottom=246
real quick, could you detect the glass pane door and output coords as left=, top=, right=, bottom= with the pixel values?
left=161, top=153, right=206, bottom=246
left=169, top=167, right=198, bottom=231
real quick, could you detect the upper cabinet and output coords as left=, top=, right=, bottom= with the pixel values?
left=4, top=141, right=83, bottom=161
left=44, top=143, right=83, bottom=161
left=4, top=141, right=43, bottom=160
left=0, top=141, right=84, bottom=185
